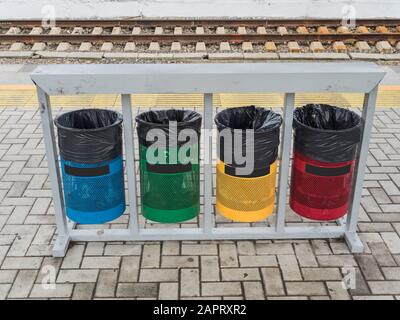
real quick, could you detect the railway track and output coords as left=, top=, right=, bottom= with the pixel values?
left=0, top=19, right=400, bottom=59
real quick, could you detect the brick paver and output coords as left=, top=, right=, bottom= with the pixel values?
left=0, top=106, right=400, bottom=299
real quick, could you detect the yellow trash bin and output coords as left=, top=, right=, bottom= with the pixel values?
left=215, top=106, right=282, bottom=222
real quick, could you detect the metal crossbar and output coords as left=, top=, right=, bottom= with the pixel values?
left=31, top=62, right=385, bottom=257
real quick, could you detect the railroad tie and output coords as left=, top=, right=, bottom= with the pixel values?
left=257, top=27, right=267, bottom=34
left=337, top=26, right=350, bottom=34
left=72, top=27, right=84, bottom=35
left=220, top=42, right=231, bottom=52
left=333, top=41, right=347, bottom=53
left=237, top=26, right=246, bottom=35
left=172, top=27, right=182, bottom=51
left=6, top=27, right=21, bottom=35
left=174, top=27, right=183, bottom=35
left=132, top=27, right=141, bottom=35
left=356, top=26, right=369, bottom=33
left=356, top=41, right=371, bottom=52
left=242, top=42, right=253, bottom=52
left=9, top=43, right=24, bottom=51
left=79, top=42, right=92, bottom=52
left=310, top=41, right=325, bottom=53
left=149, top=42, right=160, bottom=52
left=112, top=27, right=121, bottom=35
left=92, top=27, right=103, bottom=35
left=216, top=27, right=225, bottom=35
left=376, top=41, right=392, bottom=53
left=171, top=42, right=181, bottom=52
left=296, top=26, right=309, bottom=34
left=376, top=25, right=389, bottom=33
left=31, top=43, right=46, bottom=51
left=288, top=41, right=301, bottom=53
left=154, top=26, right=163, bottom=35
left=100, top=42, right=113, bottom=52
left=49, top=27, right=61, bottom=35
left=265, top=42, right=277, bottom=52
left=124, top=42, right=136, bottom=52
left=317, top=26, right=330, bottom=34
left=57, top=42, right=71, bottom=52
left=29, top=27, right=43, bottom=35
left=7, top=26, right=23, bottom=52
left=195, top=28, right=206, bottom=52
left=195, top=27, right=204, bottom=35
left=195, top=42, right=206, bottom=52
left=277, top=26, right=288, bottom=35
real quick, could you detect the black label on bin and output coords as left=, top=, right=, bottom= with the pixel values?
left=305, top=164, right=351, bottom=177
left=224, top=165, right=270, bottom=178
left=146, top=162, right=192, bottom=174
left=64, top=164, right=110, bottom=177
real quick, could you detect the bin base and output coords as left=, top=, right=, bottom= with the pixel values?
left=143, top=203, right=199, bottom=223
left=290, top=198, right=347, bottom=221
left=216, top=201, right=274, bottom=222
left=66, top=202, right=125, bottom=224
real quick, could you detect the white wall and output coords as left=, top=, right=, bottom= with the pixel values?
left=0, top=0, right=399, bottom=19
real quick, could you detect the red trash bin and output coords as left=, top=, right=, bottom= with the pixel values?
left=289, top=104, right=362, bottom=221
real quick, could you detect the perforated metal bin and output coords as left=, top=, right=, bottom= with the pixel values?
left=215, top=106, right=282, bottom=222
left=55, top=109, right=125, bottom=224
left=290, top=104, right=362, bottom=221
left=136, top=109, right=202, bottom=223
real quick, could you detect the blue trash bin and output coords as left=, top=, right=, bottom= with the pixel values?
left=55, top=109, right=125, bottom=224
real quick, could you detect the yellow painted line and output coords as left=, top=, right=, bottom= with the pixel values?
left=0, top=84, right=35, bottom=90
left=0, top=85, right=398, bottom=108
left=379, top=85, right=400, bottom=91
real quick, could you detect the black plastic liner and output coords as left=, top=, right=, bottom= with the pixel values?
left=293, top=104, right=362, bottom=162
left=215, top=106, right=282, bottom=168
left=55, top=109, right=123, bottom=163
left=136, top=109, right=202, bottom=147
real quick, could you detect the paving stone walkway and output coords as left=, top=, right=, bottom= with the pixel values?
left=0, top=106, right=400, bottom=300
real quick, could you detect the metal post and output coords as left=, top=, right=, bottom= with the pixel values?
left=36, top=87, right=70, bottom=257
left=121, top=94, right=140, bottom=234
left=275, top=93, right=295, bottom=232
left=203, top=93, right=214, bottom=233
left=345, top=85, right=379, bottom=252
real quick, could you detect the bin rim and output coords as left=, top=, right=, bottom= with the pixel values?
left=293, top=104, right=362, bottom=134
left=214, top=106, right=282, bottom=134
left=135, top=109, right=202, bottom=128
left=54, top=108, right=123, bottom=133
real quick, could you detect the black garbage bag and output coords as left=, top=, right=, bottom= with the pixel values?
left=293, top=104, right=362, bottom=162
left=136, top=109, right=202, bottom=147
left=54, top=109, right=123, bottom=163
left=214, top=106, right=282, bottom=168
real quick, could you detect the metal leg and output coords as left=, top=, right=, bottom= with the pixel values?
left=203, top=93, right=214, bottom=234
left=121, top=94, right=140, bottom=235
left=37, top=87, right=70, bottom=257
left=345, top=85, right=379, bottom=253
left=275, top=93, right=295, bottom=232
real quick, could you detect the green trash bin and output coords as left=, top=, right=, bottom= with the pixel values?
left=136, top=109, right=202, bottom=223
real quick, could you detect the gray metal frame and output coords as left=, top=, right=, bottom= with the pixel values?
left=31, top=63, right=385, bottom=257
